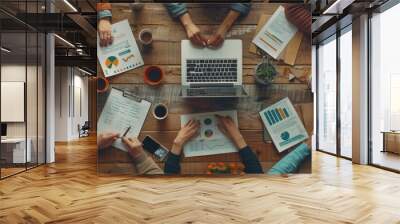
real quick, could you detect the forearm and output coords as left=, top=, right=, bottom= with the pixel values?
left=179, top=13, right=194, bottom=30
left=97, top=3, right=112, bottom=20
left=238, top=146, right=263, bottom=174
left=131, top=150, right=163, bottom=175
left=164, top=151, right=181, bottom=174
left=218, top=10, right=240, bottom=35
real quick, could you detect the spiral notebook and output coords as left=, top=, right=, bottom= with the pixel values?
left=97, top=88, right=151, bottom=152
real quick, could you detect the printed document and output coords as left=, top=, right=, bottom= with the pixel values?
left=97, top=88, right=151, bottom=152
left=252, top=6, right=298, bottom=59
left=180, top=110, right=238, bottom=157
left=97, top=19, right=144, bottom=77
left=259, top=97, right=308, bottom=152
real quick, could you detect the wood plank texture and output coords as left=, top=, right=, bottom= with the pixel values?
left=98, top=3, right=312, bottom=175
left=1, top=136, right=400, bottom=223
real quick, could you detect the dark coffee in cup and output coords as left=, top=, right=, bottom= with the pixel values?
left=98, top=78, right=106, bottom=89
left=144, top=66, right=163, bottom=85
left=97, top=77, right=109, bottom=93
left=139, top=29, right=153, bottom=47
left=141, top=32, right=152, bottom=43
left=148, top=68, right=162, bottom=82
left=153, top=103, right=168, bottom=120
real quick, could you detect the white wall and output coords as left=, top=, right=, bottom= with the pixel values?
left=54, top=67, right=89, bottom=141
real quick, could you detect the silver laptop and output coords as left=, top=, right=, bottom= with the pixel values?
left=181, top=39, right=247, bottom=98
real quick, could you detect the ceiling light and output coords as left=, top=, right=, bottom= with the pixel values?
left=63, top=0, right=78, bottom=12
left=78, top=67, right=94, bottom=76
left=323, top=0, right=355, bottom=15
left=54, top=34, right=75, bottom=48
left=1, top=47, right=11, bottom=53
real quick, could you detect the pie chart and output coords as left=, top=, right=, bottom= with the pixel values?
left=104, top=56, right=119, bottom=69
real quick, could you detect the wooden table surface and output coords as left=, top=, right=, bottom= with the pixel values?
left=98, top=3, right=312, bottom=175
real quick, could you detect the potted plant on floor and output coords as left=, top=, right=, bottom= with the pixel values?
left=254, top=56, right=277, bottom=86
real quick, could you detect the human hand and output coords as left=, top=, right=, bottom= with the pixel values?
left=207, top=30, right=225, bottom=48
left=206, top=10, right=240, bottom=48
left=172, top=119, right=200, bottom=155
left=185, top=22, right=207, bottom=47
left=97, top=132, right=119, bottom=149
left=122, top=137, right=144, bottom=159
left=179, top=13, right=206, bottom=47
left=216, top=115, right=247, bottom=149
left=98, top=18, right=113, bottom=47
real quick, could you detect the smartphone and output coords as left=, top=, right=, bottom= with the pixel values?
left=142, top=136, right=169, bottom=162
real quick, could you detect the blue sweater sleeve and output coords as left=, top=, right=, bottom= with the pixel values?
left=238, top=146, right=263, bottom=174
left=267, top=143, right=311, bottom=175
left=164, top=151, right=181, bottom=174
left=164, top=3, right=188, bottom=18
left=98, top=10, right=112, bottom=20
left=230, top=3, right=251, bottom=16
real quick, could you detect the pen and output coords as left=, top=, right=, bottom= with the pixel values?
left=121, top=126, right=131, bottom=138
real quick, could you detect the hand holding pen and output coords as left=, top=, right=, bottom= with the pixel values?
left=98, top=132, right=120, bottom=150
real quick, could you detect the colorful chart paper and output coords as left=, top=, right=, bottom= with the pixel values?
left=97, top=19, right=144, bottom=77
left=259, top=97, right=308, bottom=152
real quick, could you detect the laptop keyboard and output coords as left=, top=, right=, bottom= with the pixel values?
left=187, top=87, right=237, bottom=96
left=186, top=59, right=238, bottom=83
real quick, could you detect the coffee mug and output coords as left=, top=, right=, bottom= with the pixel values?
left=138, top=29, right=153, bottom=49
left=144, top=66, right=163, bottom=85
left=96, top=77, right=109, bottom=93
left=152, top=103, right=168, bottom=120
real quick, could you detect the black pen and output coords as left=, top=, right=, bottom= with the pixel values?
left=121, top=126, right=131, bottom=138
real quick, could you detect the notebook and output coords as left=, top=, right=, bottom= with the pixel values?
left=97, top=88, right=151, bottom=152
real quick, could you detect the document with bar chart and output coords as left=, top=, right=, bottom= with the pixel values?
left=259, top=97, right=308, bottom=152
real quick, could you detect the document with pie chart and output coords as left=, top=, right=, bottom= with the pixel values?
left=259, top=97, right=308, bottom=153
left=180, top=110, right=238, bottom=157
left=97, top=19, right=144, bottom=77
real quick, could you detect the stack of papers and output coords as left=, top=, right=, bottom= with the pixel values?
left=252, top=6, right=298, bottom=60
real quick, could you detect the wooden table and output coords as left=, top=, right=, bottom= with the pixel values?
left=98, top=3, right=313, bottom=175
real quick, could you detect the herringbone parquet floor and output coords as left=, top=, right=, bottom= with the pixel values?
left=1, top=136, right=399, bottom=224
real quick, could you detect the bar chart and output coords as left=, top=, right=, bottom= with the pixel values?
left=264, top=107, right=290, bottom=125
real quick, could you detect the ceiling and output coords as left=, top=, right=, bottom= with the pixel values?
left=0, top=0, right=97, bottom=73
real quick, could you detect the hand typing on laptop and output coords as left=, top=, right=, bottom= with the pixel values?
left=165, top=3, right=251, bottom=48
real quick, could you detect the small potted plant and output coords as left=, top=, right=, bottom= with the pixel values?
left=254, top=56, right=277, bottom=86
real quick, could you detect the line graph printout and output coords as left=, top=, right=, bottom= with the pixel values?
left=180, top=110, right=238, bottom=157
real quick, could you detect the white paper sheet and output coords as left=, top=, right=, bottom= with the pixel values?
left=97, top=19, right=144, bottom=77
left=259, top=97, right=308, bottom=152
left=180, top=110, right=238, bottom=157
left=252, top=6, right=298, bottom=59
left=97, top=88, right=151, bottom=152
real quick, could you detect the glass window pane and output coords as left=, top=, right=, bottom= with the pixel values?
left=27, top=31, right=38, bottom=169
left=340, top=29, right=352, bottom=158
left=318, top=37, right=337, bottom=154
left=1, top=31, right=28, bottom=177
left=371, top=3, right=400, bottom=171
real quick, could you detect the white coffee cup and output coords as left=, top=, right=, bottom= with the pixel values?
left=152, top=103, right=168, bottom=120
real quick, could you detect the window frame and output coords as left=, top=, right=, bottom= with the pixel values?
left=315, top=24, right=353, bottom=160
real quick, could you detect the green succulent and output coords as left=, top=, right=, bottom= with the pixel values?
left=256, top=59, right=277, bottom=82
